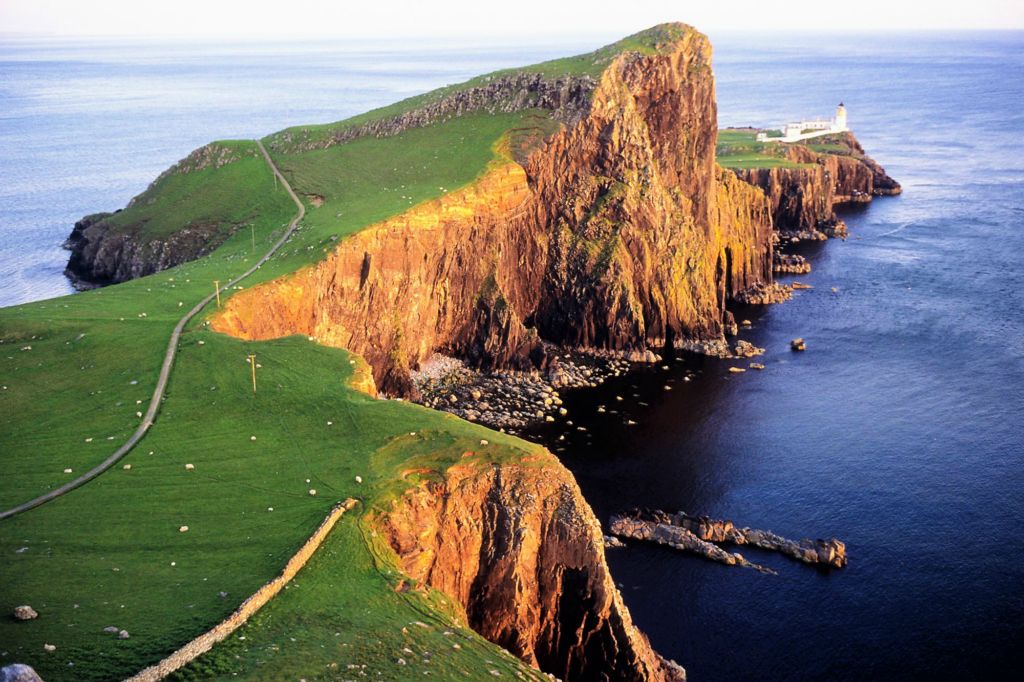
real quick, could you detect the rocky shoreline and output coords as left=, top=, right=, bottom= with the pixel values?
left=411, top=351, right=647, bottom=431
left=411, top=334, right=771, bottom=431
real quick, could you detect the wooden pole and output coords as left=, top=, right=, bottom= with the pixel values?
left=214, top=280, right=221, bottom=308
left=248, top=354, right=257, bottom=394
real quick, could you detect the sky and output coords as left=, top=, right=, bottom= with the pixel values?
left=0, top=0, right=1022, bottom=39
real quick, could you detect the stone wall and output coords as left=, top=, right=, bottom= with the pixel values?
left=125, top=499, right=358, bottom=682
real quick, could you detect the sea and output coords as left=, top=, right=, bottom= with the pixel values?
left=2, top=29, right=1023, bottom=681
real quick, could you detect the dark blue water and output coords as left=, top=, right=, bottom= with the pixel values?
left=529, top=31, right=1024, bottom=681
left=2, top=30, right=1023, bottom=681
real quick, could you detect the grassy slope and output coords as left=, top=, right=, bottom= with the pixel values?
left=716, top=128, right=815, bottom=170
left=86, top=141, right=279, bottom=242
left=0, top=25, right=688, bottom=680
left=0, top=81, right=565, bottom=682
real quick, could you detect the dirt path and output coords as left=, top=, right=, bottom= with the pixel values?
left=0, top=141, right=304, bottom=521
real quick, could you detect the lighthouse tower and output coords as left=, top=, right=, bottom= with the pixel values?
left=833, top=102, right=848, bottom=131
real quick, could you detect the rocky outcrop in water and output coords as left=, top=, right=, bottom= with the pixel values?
left=213, top=27, right=776, bottom=395
left=774, top=252, right=811, bottom=274
left=610, top=508, right=847, bottom=570
left=377, top=456, right=686, bottom=681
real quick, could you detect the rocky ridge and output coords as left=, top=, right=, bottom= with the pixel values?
left=267, top=72, right=597, bottom=154
left=610, top=508, right=848, bottom=571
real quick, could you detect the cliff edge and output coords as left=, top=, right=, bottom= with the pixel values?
left=376, top=449, right=685, bottom=681
left=212, top=25, right=775, bottom=395
left=720, top=129, right=901, bottom=236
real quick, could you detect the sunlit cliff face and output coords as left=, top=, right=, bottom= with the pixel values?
left=212, top=27, right=774, bottom=395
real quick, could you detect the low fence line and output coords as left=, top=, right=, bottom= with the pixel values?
left=125, top=498, right=358, bottom=682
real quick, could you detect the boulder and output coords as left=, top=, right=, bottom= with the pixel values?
left=12, top=605, right=37, bottom=621
left=0, top=664, right=43, bottom=682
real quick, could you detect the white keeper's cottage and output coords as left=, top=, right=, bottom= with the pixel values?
left=757, top=103, right=848, bottom=143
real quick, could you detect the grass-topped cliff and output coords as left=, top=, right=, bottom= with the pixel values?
left=0, top=24, right=723, bottom=682
left=717, top=127, right=901, bottom=235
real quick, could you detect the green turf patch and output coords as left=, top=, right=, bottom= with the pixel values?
left=716, top=128, right=817, bottom=170
left=82, top=141, right=279, bottom=245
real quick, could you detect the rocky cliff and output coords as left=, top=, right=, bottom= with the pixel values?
left=63, top=142, right=262, bottom=288
left=735, top=132, right=900, bottom=236
left=376, top=454, right=686, bottom=681
left=63, top=211, right=227, bottom=289
left=213, top=26, right=776, bottom=395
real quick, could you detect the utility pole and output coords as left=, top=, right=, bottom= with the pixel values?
left=214, top=280, right=221, bottom=308
left=248, top=354, right=257, bottom=394
left=250, top=224, right=256, bottom=252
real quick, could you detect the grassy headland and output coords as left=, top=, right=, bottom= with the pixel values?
left=0, top=25, right=691, bottom=680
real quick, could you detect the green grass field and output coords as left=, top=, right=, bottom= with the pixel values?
left=0, top=47, right=561, bottom=682
left=0, top=327, right=544, bottom=680
left=716, top=128, right=814, bottom=170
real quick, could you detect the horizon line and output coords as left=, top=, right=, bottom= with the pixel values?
left=2, top=26, right=1023, bottom=42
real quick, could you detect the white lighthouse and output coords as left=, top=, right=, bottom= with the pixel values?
left=833, top=102, right=848, bottom=132
left=756, top=103, right=851, bottom=143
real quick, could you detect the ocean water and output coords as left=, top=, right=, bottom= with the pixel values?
left=530, top=31, right=1024, bottom=681
left=2, top=30, right=1024, bottom=681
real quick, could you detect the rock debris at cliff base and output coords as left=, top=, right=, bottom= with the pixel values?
left=411, top=351, right=648, bottom=430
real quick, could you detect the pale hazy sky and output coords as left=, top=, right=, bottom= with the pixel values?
left=1, top=0, right=1022, bottom=38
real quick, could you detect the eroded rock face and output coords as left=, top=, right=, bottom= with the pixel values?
left=377, top=457, right=686, bottom=681
left=63, top=214, right=225, bottom=289
left=735, top=132, right=901, bottom=234
left=214, top=27, right=775, bottom=395
left=267, top=72, right=597, bottom=154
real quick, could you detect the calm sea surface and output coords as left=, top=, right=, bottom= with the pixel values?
left=2, top=30, right=1023, bottom=682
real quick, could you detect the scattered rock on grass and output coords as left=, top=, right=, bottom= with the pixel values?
left=13, top=606, right=37, bottom=621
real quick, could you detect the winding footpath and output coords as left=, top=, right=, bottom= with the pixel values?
left=0, top=141, right=304, bottom=521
